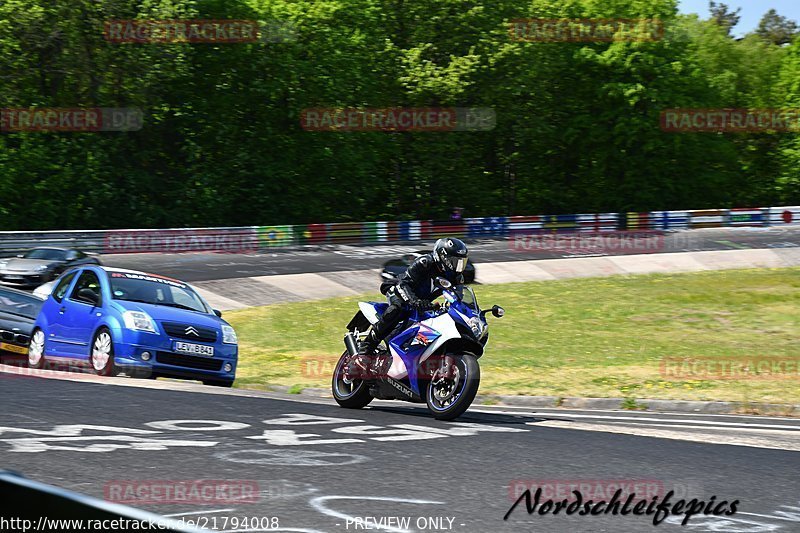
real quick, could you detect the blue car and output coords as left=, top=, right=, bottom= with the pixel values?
left=28, top=266, right=238, bottom=387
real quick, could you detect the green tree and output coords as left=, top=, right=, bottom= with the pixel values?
left=755, top=9, right=799, bottom=46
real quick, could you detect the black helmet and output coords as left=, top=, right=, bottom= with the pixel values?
left=432, top=237, right=469, bottom=274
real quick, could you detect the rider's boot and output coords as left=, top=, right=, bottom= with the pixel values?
left=347, top=330, right=380, bottom=378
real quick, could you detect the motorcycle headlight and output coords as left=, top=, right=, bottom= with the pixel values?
left=468, top=317, right=486, bottom=339
left=222, top=325, right=238, bottom=345
left=122, top=310, right=157, bottom=333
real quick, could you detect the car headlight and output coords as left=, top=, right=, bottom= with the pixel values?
left=122, top=310, right=157, bottom=333
left=222, top=325, right=238, bottom=345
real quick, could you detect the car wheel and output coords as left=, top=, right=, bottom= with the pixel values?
left=28, top=329, right=46, bottom=369
left=203, top=379, right=233, bottom=388
left=91, top=328, right=119, bottom=377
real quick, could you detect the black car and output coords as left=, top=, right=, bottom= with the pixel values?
left=381, top=250, right=476, bottom=284
left=0, top=247, right=101, bottom=288
left=0, top=286, right=43, bottom=360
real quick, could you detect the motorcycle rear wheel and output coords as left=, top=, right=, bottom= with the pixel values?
left=332, top=350, right=373, bottom=409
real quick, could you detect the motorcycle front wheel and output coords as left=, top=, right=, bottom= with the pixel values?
left=332, top=350, right=373, bottom=409
left=426, top=354, right=480, bottom=421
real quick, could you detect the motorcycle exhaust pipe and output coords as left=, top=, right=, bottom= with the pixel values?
left=344, top=332, right=359, bottom=357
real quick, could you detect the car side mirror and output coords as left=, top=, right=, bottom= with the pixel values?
left=77, top=288, right=100, bottom=306
left=491, top=305, right=505, bottom=318
left=213, top=309, right=223, bottom=318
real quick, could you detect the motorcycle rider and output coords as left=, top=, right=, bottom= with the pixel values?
left=348, top=237, right=470, bottom=376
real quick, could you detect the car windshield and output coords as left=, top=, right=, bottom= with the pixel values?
left=0, top=289, right=42, bottom=319
left=22, top=248, right=67, bottom=261
left=108, top=272, right=209, bottom=314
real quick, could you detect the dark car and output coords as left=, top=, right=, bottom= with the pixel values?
left=381, top=250, right=476, bottom=284
left=0, top=247, right=101, bottom=288
left=0, top=286, right=43, bottom=359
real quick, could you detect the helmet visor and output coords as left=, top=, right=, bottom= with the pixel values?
left=451, top=257, right=467, bottom=273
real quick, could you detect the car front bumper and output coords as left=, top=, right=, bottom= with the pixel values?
left=0, top=271, right=50, bottom=287
left=112, top=332, right=238, bottom=383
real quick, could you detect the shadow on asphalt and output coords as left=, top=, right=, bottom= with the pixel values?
left=366, top=404, right=547, bottom=426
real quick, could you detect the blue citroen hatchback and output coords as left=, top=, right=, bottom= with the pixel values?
left=28, top=266, right=238, bottom=387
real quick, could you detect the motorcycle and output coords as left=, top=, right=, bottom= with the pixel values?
left=332, top=277, right=504, bottom=420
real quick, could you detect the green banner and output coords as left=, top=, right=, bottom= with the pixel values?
left=259, top=225, right=293, bottom=247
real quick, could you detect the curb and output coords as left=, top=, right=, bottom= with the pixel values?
left=477, top=395, right=800, bottom=416
left=267, top=386, right=799, bottom=416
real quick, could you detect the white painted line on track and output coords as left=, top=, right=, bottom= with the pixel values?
left=521, top=413, right=800, bottom=430
left=469, top=405, right=800, bottom=421
left=591, top=421, right=800, bottom=435
left=533, top=421, right=800, bottom=451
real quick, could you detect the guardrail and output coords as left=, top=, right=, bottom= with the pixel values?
left=0, top=206, right=798, bottom=255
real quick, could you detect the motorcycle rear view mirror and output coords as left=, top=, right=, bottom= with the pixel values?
left=492, top=305, right=505, bottom=318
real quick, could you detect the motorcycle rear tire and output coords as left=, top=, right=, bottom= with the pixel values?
left=332, top=350, right=374, bottom=409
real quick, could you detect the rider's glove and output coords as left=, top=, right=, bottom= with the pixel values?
left=418, top=300, right=440, bottom=312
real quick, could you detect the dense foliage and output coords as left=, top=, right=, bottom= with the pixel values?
left=0, top=0, right=798, bottom=229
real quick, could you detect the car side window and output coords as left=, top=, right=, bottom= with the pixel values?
left=70, top=271, right=102, bottom=305
left=52, top=271, right=78, bottom=303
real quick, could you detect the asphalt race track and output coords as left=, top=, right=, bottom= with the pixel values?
left=102, top=226, right=800, bottom=282
left=1, top=372, right=798, bottom=533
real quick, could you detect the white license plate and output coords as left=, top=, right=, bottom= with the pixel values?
left=173, top=341, right=214, bottom=356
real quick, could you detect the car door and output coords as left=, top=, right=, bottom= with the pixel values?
left=42, top=269, right=79, bottom=357
left=59, top=269, right=104, bottom=359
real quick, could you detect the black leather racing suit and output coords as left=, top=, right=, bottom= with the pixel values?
left=366, top=253, right=464, bottom=351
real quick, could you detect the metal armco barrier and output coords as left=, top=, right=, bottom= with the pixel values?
left=577, top=213, right=618, bottom=233
left=0, top=230, right=107, bottom=255
left=728, top=208, right=767, bottom=227
left=650, top=211, right=690, bottom=230
left=689, top=209, right=727, bottom=229
left=768, top=206, right=800, bottom=226
left=104, top=228, right=259, bottom=254
left=0, top=206, right=798, bottom=256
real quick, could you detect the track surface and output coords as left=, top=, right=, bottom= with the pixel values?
left=1, top=373, right=798, bottom=533
left=102, top=227, right=800, bottom=282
